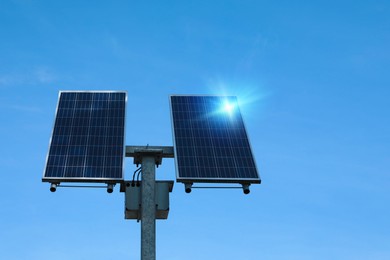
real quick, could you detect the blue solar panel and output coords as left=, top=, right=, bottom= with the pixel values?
left=43, top=91, right=126, bottom=183
left=170, top=95, right=260, bottom=184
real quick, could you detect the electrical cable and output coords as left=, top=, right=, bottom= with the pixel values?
left=132, top=167, right=142, bottom=187
left=136, top=168, right=142, bottom=187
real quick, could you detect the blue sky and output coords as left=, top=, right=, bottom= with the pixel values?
left=1, top=0, right=389, bottom=259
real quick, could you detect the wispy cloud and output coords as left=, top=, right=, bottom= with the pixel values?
left=0, top=74, right=21, bottom=86
left=0, top=66, right=58, bottom=87
left=34, top=67, right=57, bottom=83
left=237, top=34, right=270, bottom=71
left=107, top=35, right=133, bottom=59
left=106, top=34, right=136, bottom=59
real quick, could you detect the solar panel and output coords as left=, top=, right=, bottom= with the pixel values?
left=170, top=95, right=260, bottom=184
left=43, top=91, right=126, bottom=183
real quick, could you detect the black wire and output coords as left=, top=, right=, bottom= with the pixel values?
left=136, top=168, right=142, bottom=186
left=132, top=167, right=142, bottom=187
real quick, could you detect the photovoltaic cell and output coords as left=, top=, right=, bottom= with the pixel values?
left=170, top=95, right=260, bottom=184
left=43, top=91, right=126, bottom=183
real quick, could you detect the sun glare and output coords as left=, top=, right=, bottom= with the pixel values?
left=223, top=101, right=235, bottom=114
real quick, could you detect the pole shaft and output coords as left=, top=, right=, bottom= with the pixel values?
left=141, top=156, right=156, bottom=260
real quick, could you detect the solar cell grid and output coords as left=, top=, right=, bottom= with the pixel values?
left=43, top=91, right=126, bottom=183
left=170, top=95, right=260, bottom=183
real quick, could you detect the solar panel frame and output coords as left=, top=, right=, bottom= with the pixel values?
left=170, top=95, right=261, bottom=184
left=42, top=90, right=127, bottom=183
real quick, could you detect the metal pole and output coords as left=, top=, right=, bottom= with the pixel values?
left=141, top=156, right=156, bottom=260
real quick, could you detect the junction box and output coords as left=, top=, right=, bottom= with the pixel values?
left=121, top=180, right=174, bottom=220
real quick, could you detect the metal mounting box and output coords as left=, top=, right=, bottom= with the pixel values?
left=124, top=181, right=174, bottom=220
